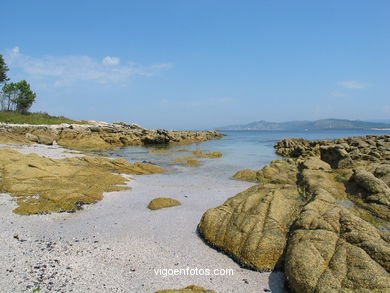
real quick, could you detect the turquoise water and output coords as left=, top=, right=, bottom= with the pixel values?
left=106, top=129, right=390, bottom=176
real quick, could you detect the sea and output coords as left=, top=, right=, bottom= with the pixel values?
left=106, top=129, right=390, bottom=178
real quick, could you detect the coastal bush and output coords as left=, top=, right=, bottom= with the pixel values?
left=0, top=111, right=80, bottom=124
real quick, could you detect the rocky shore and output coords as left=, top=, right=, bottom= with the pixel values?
left=0, top=121, right=223, bottom=151
left=198, top=134, right=390, bottom=292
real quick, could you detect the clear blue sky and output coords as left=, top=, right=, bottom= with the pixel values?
left=1, top=0, right=389, bottom=129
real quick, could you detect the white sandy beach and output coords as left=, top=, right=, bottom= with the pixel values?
left=0, top=144, right=286, bottom=293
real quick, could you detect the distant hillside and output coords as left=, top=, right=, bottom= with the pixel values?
left=217, top=119, right=390, bottom=131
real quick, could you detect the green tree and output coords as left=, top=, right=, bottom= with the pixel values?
left=0, top=55, right=9, bottom=83
left=1, top=82, right=18, bottom=111
left=12, top=80, right=36, bottom=113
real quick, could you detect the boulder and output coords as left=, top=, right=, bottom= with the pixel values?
left=198, top=182, right=301, bottom=271
left=232, top=169, right=258, bottom=182
left=285, top=189, right=390, bottom=293
left=199, top=134, right=390, bottom=292
left=25, top=132, right=39, bottom=142
left=37, top=135, right=54, bottom=145
left=147, top=198, right=181, bottom=210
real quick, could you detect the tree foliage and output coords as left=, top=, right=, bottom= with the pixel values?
left=0, top=54, right=10, bottom=83
left=0, top=56, right=37, bottom=114
left=1, top=80, right=36, bottom=113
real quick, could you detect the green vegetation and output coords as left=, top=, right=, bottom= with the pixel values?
left=1, top=54, right=38, bottom=114
left=0, top=111, right=80, bottom=125
left=2, top=80, right=36, bottom=113
left=0, top=55, right=9, bottom=83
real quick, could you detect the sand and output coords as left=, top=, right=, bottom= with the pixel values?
left=0, top=144, right=286, bottom=293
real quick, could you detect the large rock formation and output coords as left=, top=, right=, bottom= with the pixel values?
left=199, top=134, right=390, bottom=292
left=0, top=148, right=164, bottom=215
left=0, top=122, right=223, bottom=151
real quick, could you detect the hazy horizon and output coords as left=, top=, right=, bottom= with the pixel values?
left=1, top=0, right=389, bottom=129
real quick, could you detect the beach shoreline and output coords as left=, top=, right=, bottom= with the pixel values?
left=0, top=143, right=286, bottom=293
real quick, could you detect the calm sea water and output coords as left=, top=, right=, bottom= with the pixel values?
left=106, top=129, right=390, bottom=177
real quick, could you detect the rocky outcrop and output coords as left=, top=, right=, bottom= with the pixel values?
left=0, top=149, right=164, bottom=215
left=0, top=122, right=223, bottom=151
left=198, top=134, right=390, bottom=292
left=147, top=197, right=181, bottom=210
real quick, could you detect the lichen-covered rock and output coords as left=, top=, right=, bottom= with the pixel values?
left=0, top=122, right=223, bottom=151
left=199, top=182, right=301, bottom=271
left=173, top=157, right=200, bottom=167
left=25, top=132, right=39, bottom=142
left=38, top=135, right=54, bottom=145
left=351, top=169, right=390, bottom=220
left=232, top=169, right=258, bottom=182
left=199, top=134, right=390, bottom=292
left=374, top=164, right=390, bottom=186
left=192, top=150, right=222, bottom=158
left=155, top=285, right=215, bottom=293
left=320, top=145, right=354, bottom=168
left=285, top=190, right=390, bottom=293
left=147, top=197, right=181, bottom=210
left=0, top=149, right=164, bottom=215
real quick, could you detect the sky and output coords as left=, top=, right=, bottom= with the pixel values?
left=1, top=0, right=389, bottom=129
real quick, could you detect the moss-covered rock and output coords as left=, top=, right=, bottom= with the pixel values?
left=199, top=182, right=301, bottom=271
left=232, top=169, right=258, bottom=182
left=0, top=149, right=164, bottom=215
left=173, top=157, right=200, bottom=167
left=0, top=123, right=223, bottom=151
left=192, top=150, right=222, bottom=158
left=198, top=134, right=390, bottom=292
left=147, top=197, right=181, bottom=210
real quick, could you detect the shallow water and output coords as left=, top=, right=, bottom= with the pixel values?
left=108, top=129, right=390, bottom=176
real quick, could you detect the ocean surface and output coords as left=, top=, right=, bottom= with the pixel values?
left=107, top=129, right=390, bottom=177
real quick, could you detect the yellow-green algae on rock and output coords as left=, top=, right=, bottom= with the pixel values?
left=192, top=150, right=222, bottom=158
left=198, top=134, right=390, bottom=292
left=147, top=197, right=181, bottom=210
left=173, top=157, right=200, bottom=167
left=0, top=149, right=164, bottom=215
left=0, top=122, right=223, bottom=151
left=155, top=285, right=215, bottom=293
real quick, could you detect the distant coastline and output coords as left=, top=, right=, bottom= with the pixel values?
left=217, top=118, right=390, bottom=131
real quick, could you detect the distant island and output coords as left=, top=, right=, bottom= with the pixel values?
left=217, top=119, right=390, bottom=131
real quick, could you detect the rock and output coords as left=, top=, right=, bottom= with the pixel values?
left=155, top=285, right=215, bottom=293
left=232, top=169, right=258, bottom=182
left=300, top=157, right=331, bottom=171
left=351, top=169, right=390, bottom=219
left=198, top=182, right=301, bottom=271
left=198, top=134, right=390, bottom=292
left=0, top=122, right=223, bottom=151
left=25, top=133, right=39, bottom=142
left=173, top=157, right=200, bottom=167
left=257, top=159, right=298, bottom=185
left=374, top=164, right=390, bottom=186
left=0, top=149, right=164, bottom=215
left=37, top=135, right=54, bottom=145
left=147, top=198, right=181, bottom=210
left=192, top=150, right=222, bottom=158
left=285, top=189, right=390, bottom=293
left=353, top=169, right=390, bottom=194
left=320, top=145, right=354, bottom=169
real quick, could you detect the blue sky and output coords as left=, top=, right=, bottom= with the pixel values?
left=1, top=0, right=389, bottom=129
